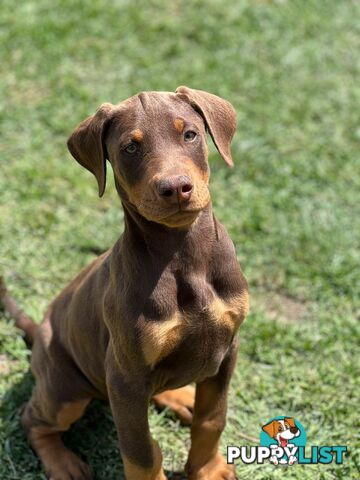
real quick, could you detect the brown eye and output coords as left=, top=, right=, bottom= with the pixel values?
left=184, top=130, right=197, bottom=142
left=278, top=426, right=283, bottom=432
left=124, top=142, right=138, bottom=154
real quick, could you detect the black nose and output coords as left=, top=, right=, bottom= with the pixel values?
left=290, top=427, right=298, bottom=434
left=156, top=175, right=193, bottom=204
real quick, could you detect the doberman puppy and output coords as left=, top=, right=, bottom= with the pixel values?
left=1, top=87, right=249, bottom=480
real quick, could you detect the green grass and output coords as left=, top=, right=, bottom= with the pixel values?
left=0, top=0, right=359, bottom=478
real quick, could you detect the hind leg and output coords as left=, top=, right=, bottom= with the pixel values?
left=22, top=393, right=92, bottom=480
left=152, top=385, right=195, bottom=425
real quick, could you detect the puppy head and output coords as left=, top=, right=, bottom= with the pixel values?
left=67, top=87, right=236, bottom=228
left=262, top=418, right=300, bottom=447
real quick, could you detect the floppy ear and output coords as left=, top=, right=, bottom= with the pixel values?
left=284, top=417, right=296, bottom=428
left=262, top=420, right=277, bottom=438
left=67, top=103, right=114, bottom=197
left=175, top=86, right=237, bottom=167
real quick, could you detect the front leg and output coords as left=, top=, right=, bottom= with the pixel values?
left=106, top=365, right=166, bottom=480
left=185, top=342, right=238, bottom=480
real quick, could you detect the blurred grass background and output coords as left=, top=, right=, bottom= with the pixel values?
left=0, top=0, right=359, bottom=478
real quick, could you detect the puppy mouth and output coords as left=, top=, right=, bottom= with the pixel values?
left=159, top=202, right=209, bottom=221
left=279, top=436, right=288, bottom=448
left=162, top=206, right=203, bottom=218
left=133, top=191, right=211, bottom=227
left=159, top=209, right=201, bottom=227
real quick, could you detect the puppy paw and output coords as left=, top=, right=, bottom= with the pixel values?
left=186, top=454, right=237, bottom=479
left=47, top=450, right=93, bottom=480
left=152, top=385, right=194, bottom=425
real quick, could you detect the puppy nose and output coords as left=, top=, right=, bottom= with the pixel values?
left=156, top=175, right=193, bottom=204
left=290, top=427, right=298, bottom=434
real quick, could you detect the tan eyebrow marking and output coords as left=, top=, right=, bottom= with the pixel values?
left=174, top=118, right=185, bottom=133
left=131, top=129, right=143, bottom=141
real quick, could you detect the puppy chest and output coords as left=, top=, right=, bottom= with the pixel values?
left=139, top=291, right=248, bottom=371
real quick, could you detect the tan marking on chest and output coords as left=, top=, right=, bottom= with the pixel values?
left=141, top=312, right=183, bottom=368
left=208, top=290, right=250, bottom=332
left=141, top=291, right=249, bottom=369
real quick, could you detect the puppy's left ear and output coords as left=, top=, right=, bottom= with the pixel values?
left=67, top=103, right=115, bottom=197
left=284, top=417, right=296, bottom=428
left=176, top=86, right=237, bottom=167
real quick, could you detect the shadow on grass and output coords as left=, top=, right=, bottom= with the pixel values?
left=1, top=369, right=186, bottom=479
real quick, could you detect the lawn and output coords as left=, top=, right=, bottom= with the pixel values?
left=0, top=0, right=359, bottom=478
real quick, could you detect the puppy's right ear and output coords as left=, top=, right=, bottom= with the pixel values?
left=67, top=103, right=114, bottom=197
left=262, top=420, right=276, bottom=438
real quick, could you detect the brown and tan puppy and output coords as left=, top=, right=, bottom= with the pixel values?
left=1, top=87, right=249, bottom=480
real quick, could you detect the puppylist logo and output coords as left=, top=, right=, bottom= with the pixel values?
left=227, top=416, right=347, bottom=466
left=260, top=416, right=306, bottom=465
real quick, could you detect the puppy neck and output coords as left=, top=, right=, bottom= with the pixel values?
left=121, top=199, right=215, bottom=258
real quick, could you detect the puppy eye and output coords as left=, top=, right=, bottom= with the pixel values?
left=184, top=130, right=197, bottom=142
left=124, top=142, right=138, bottom=154
left=278, top=426, right=283, bottom=432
